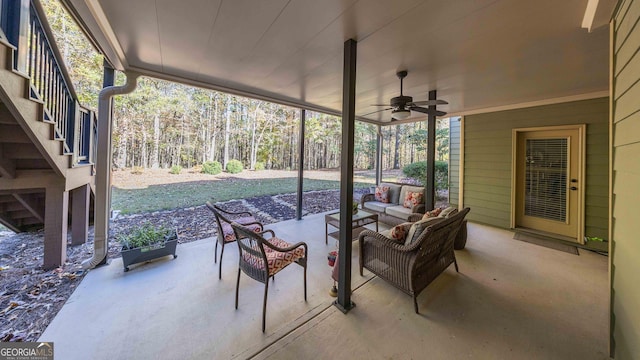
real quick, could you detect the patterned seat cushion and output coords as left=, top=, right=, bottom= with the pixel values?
left=242, top=237, right=305, bottom=275
left=221, top=216, right=261, bottom=242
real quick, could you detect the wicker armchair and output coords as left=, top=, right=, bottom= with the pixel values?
left=231, top=222, right=307, bottom=332
left=205, top=201, right=264, bottom=279
left=359, top=207, right=470, bottom=313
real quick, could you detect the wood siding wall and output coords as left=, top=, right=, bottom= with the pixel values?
left=448, top=117, right=461, bottom=207
left=461, top=98, right=609, bottom=238
left=612, top=0, right=640, bottom=358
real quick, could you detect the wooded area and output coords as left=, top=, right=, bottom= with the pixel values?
left=43, top=0, right=449, bottom=173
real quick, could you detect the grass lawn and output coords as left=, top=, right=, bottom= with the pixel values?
left=112, top=177, right=371, bottom=214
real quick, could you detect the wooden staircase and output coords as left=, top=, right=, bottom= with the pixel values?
left=0, top=0, right=96, bottom=269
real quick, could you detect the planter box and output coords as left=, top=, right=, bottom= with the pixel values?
left=121, top=230, right=178, bottom=272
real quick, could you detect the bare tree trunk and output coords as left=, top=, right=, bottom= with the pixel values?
left=209, top=94, right=218, bottom=161
left=151, top=114, right=160, bottom=168
left=116, top=117, right=127, bottom=169
left=393, top=125, right=401, bottom=169
left=141, top=125, right=148, bottom=168
left=250, top=102, right=262, bottom=169
left=223, top=94, right=232, bottom=168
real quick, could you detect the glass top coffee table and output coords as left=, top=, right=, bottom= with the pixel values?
left=324, top=210, right=378, bottom=244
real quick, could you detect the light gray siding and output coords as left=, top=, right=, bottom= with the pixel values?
left=448, top=117, right=461, bottom=207
left=612, top=1, right=640, bottom=358
left=463, top=98, right=609, bottom=237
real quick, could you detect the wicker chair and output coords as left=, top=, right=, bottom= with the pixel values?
left=359, top=207, right=470, bottom=314
left=231, top=222, right=307, bottom=332
left=205, top=201, right=264, bottom=279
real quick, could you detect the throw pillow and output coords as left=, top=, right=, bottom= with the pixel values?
left=390, top=223, right=411, bottom=242
left=405, top=217, right=442, bottom=245
left=421, top=207, right=443, bottom=220
left=374, top=186, right=390, bottom=203
left=403, top=191, right=424, bottom=209
left=438, top=206, right=457, bottom=218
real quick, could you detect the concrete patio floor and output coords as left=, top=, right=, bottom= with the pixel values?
left=40, top=213, right=609, bottom=360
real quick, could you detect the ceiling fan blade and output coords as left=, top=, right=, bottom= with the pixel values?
left=410, top=99, right=448, bottom=106
left=409, top=106, right=448, bottom=117
left=362, top=108, right=393, bottom=117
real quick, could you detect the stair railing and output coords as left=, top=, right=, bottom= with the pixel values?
left=0, top=0, right=96, bottom=167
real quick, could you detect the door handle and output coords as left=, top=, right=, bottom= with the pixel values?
left=570, top=186, right=578, bottom=191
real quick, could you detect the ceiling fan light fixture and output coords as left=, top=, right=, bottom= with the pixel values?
left=391, top=109, right=411, bottom=120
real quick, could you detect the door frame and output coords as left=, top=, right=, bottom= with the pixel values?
left=510, top=124, right=586, bottom=244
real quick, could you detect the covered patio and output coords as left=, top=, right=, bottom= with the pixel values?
left=15, top=0, right=639, bottom=357
left=41, top=214, right=608, bottom=359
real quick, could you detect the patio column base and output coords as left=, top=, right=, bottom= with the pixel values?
left=333, top=300, right=356, bottom=314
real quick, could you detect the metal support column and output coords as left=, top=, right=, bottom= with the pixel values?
left=296, top=109, right=306, bottom=220
left=103, top=60, right=115, bottom=88
left=425, top=90, right=437, bottom=211
left=375, top=125, right=383, bottom=185
left=335, top=38, right=357, bottom=313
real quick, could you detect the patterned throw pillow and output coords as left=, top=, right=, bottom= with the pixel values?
left=375, top=186, right=390, bottom=203
left=421, top=207, right=443, bottom=220
left=403, top=191, right=424, bottom=208
left=390, top=223, right=408, bottom=242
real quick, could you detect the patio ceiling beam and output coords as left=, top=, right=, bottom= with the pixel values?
left=425, top=90, right=437, bottom=211
left=335, top=38, right=357, bottom=314
left=297, top=109, right=305, bottom=221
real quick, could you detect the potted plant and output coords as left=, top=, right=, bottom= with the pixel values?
left=118, top=223, right=178, bottom=272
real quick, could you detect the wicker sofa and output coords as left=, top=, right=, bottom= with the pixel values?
left=358, top=207, right=470, bottom=313
left=360, top=183, right=426, bottom=225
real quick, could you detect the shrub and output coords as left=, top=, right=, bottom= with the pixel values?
left=254, top=161, right=265, bottom=171
left=202, top=161, right=223, bottom=175
left=402, top=161, right=448, bottom=189
left=226, top=159, right=243, bottom=174
left=118, top=223, right=172, bottom=250
left=131, top=166, right=144, bottom=175
left=169, top=165, right=182, bottom=175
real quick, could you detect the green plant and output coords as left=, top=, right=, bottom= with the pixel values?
left=118, top=223, right=173, bottom=250
left=202, top=161, right=223, bottom=175
left=254, top=161, right=265, bottom=171
left=226, top=159, right=243, bottom=174
left=586, top=236, right=605, bottom=242
left=402, top=161, right=448, bottom=189
left=169, top=165, right=182, bottom=175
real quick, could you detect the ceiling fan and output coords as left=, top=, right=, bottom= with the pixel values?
left=365, top=70, right=448, bottom=121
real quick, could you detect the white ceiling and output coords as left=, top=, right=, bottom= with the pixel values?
left=66, top=0, right=610, bottom=123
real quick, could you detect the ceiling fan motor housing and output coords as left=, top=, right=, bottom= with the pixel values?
left=390, top=95, right=413, bottom=108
